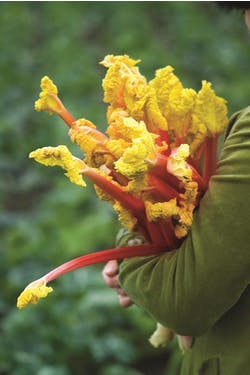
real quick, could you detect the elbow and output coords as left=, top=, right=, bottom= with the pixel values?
left=156, top=309, right=211, bottom=337
left=152, top=291, right=215, bottom=336
left=119, top=258, right=214, bottom=336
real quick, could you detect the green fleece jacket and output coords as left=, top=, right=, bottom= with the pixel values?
left=119, top=107, right=250, bottom=375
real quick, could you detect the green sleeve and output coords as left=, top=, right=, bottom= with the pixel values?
left=119, top=107, right=250, bottom=336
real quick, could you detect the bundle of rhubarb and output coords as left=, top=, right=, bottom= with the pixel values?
left=17, top=55, right=228, bottom=323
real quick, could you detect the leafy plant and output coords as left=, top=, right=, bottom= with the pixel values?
left=1, top=2, right=249, bottom=374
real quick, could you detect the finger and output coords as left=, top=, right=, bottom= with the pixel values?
left=103, top=273, right=120, bottom=288
left=102, top=260, right=119, bottom=277
left=116, top=287, right=129, bottom=297
left=116, top=287, right=133, bottom=307
left=118, top=295, right=134, bottom=308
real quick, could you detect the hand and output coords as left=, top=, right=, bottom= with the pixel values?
left=102, top=260, right=133, bottom=308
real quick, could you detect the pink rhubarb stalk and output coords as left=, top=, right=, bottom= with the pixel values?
left=148, top=173, right=180, bottom=201
left=44, top=244, right=166, bottom=283
left=53, top=97, right=76, bottom=127
left=82, top=167, right=145, bottom=218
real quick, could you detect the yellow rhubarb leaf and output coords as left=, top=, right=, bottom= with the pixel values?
left=100, top=54, right=141, bottom=69
left=29, top=145, right=86, bottom=187
left=101, top=55, right=148, bottom=120
left=167, top=144, right=192, bottom=181
left=114, top=118, right=156, bottom=178
left=125, top=175, right=148, bottom=194
left=145, top=88, right=168, bottom=132
left=175, top=180, right=198, bottom=238
left=105, top=138, right=130, bottom=159
left=149, top=66, right=183, bottom=117
left=192, top=80, right=228, bottom=137
left=167, top=88, right=197, bottom=143
left=17, top=279, right=53, bottom=309
left=113, top=201, right=138, bottom=231
left=69, top=119, right=109, bottom=167
left=145, top=199, right=179, bottom=222
left=34, top=76, right=62, bottom=115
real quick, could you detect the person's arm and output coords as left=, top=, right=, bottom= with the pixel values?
left=119, top=107, right=250, bottom=336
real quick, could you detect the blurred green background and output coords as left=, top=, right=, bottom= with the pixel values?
left=1, top=2, right=249, bottom=374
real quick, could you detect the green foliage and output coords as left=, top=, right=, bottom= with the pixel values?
left=1, top=2, right=249, bottom=374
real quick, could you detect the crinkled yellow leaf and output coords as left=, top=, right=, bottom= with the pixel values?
left=145, top=199, right=178, bottom=222
left=149, top=66, right=183, bottom=117
left=29, top=145, right=86, bottom=187
left=180, top=180, right=198, bottom=208
left=69, top=120, right=99, bottom=153
left=106, top=107, right=130, bottom=139
left=93, top=168, right=116, bottom=203
left=174, top=224, right=189, bottom=239
left=17, top=279, right=53, bottom=309
left=193, top=80, right=228, bottom=137
left=113, top=201, right=137, bottom=231
left=168, top=88, right=196, bottom=117
left=125, top=175, right=147, bottom=194
left=101, top=55, right=142, bottom=108
left=167, top=88, right=197, bottom=142
left=100, top=54, right=141, bottom=69
left=105, top=138, right=130, bottom=159
left=123, top=76, right=148, bottom=120
left=34, top=76, right=61, bottom=115
left=118, top=117, right=150, bottom=140
left=94, top=184, right=113, bottom=203
left=175, top=181, right=198, bottom=238
left=146, top=88, right=168, bottom=132
left=114, top=140, right=150, bottom=178
left=186, top=118, right=208, bottom=155
left=69, top=119, right=109, bottom=167
left=167, top=144, right=192, bottom=180
left=101, top=55, right=148, bottom=120
left=149, top=66, right=199, bottom=142
left=114, top=118, right=156, bottom=178
left=92, top=166, right=125, bottom=203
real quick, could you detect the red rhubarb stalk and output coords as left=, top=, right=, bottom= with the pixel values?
left=189, top=165, right=207, bottom=191
left=150, top=154, right=183, bottom=192
left=53, top=96, right=76, bottom=127
left=58, top=108, right=76, bottom=128
left=148, top=173, right=180, bottom=201
left=158, top=130, right=170, bottom=154
left=145, top=220, right=167, bottom=246
left=83, top=167, right=145, bottom=218
left=159, top=221, right=174, bottom=248
left=44, top=244, right=166, bottom=283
